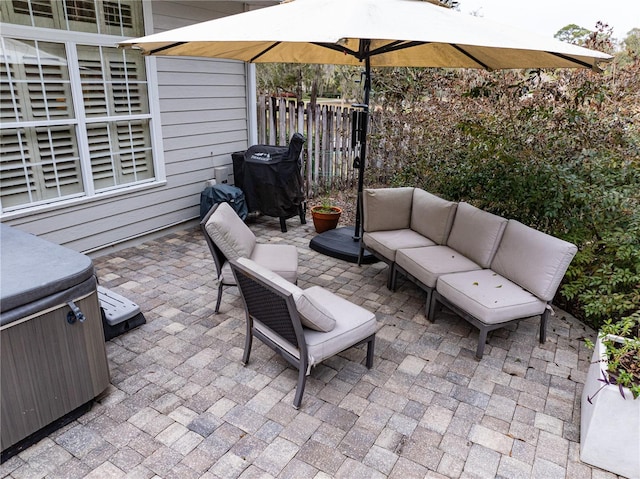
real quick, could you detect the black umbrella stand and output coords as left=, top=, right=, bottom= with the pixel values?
left=309, top=43, right=377, bottom=264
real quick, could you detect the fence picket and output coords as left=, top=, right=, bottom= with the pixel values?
left=268, top=97, right=276, bottom=145
left=314, top=103, right=321, bottom=194
left=306, top=107, right=313, bottom=197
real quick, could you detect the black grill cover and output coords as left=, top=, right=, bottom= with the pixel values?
left=242, top=133, right=305, bottom=218
left=200, top=184, right=248, bottom=221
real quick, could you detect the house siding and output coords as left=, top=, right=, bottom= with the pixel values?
left=2, top=1, right=258, bottom=255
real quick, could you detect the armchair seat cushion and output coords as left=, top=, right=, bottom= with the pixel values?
left=303, top=287, right=377, bottom=365
left=396, top=246, right=482, bottom=288
left=254, top=286, right=376, bottom=367
left=437, top=269, right=546, bottom=325
left=220, top=243, right=298, bottom=284
left=250, top=244, right=298, bottom=283
left=364, top=229, right=435, bottom=262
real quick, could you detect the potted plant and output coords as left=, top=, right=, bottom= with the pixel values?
left=580, top=313, right=640, bottom=479
left=310, top=198, right=342, bottom=233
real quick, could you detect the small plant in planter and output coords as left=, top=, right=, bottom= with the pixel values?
left=585, top=313, right=640, bottom=401
left=310, top=198, right=342, bottom=233
left=580, top=312, right=640, bottom=478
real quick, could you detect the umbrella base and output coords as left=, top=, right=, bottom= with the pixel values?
left=309, top=226, right=378, bottom=264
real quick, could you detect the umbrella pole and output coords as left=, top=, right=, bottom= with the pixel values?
left=353, top=55, right=371, bottom=241
left=308, top=42, right=376, bottom=264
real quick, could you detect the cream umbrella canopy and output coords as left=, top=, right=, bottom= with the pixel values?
left=120, top=0, right=612, bottom=261
left=120, top=0, right=610, bottom=70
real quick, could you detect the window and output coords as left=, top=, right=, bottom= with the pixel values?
left=3, top=0, right=141, bottom=36
left=0, top=0, right=156, bottom=213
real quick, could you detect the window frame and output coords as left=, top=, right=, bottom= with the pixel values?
left=0, top=2, right=165, bottom=218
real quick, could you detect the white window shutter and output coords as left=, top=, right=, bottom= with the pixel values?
left=0, top=129, right=35, bottom=207
left=87, top=122, right=115, bottom=189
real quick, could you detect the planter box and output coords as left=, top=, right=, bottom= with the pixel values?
left=580, top=334, right=640, bottom=479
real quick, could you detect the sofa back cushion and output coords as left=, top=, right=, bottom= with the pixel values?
left=410, top=189, right=458, bottom=245
left=491, top=220, right=578, bottom=301
left=363, top=187, right=414, bottom=232
left=446, top=202, right=507, bottom=268
left=205, top=202, right=256, bottom=259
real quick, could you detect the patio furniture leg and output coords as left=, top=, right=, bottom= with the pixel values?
left=386, top=264, right=395, bottom=290
left=389, top=267, right=398, bottom=291
left=366, top=336, right=375, bottom=368
left=293, top=357, right=309, bottom=409
left=242, top=324, right=253, bottom=366
left=424, top=288, right=433, bottom=319
left=299, top=203, right=306, bottom=225
left=427, top=290, right=439, bottom=321
left=476, top=327, right=488, bottom=359
left=215, top=283, right=224, bottom=314
left=280, top=217, right=287, bottom=233
left=540, top=307, right=550, bottom=343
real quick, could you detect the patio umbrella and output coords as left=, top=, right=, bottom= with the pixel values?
left=119, top=0, right=612, bottom=261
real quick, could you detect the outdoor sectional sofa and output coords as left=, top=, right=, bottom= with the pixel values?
left=358, top=187, right=578, bottom=358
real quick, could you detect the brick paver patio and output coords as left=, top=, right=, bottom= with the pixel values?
left=0, top=214, right=622, bottom=479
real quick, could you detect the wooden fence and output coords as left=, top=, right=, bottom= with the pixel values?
left=257, top=95, right=361, bottom=198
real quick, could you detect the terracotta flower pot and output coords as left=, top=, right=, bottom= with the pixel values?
left=311, top=206, right=342, bottom=233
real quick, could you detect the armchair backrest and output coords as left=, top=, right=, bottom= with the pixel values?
left=201, top=202, right=256, bottom=278
left=200, top=203, right=227, bottom=278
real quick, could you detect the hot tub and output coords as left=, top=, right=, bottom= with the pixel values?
left=0, top=224, right=110, bottom=457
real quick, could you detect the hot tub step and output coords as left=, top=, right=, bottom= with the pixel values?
left=98, top=286, right=146, bottom=341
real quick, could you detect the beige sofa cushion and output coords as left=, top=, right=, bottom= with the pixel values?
left=396, top=245, right=482, bottom=288
left=205, top=202, right=256, bottom=259
left=364, top=229, right=435, bottom=262
left=363, top=187, right=414, bottom=232
left=237, top=258, right=333, bottom=331
left=410, top=189, right=458, bottom=245
left=446, top=202, right=507, bottom=269
left=490, top=220, right=578, bottom=301
left=437, top=269, right=547, bottom=324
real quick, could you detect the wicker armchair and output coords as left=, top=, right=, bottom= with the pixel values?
left=201, top=202, right=298, bottom=313
left=230, top=257, right=377, bottom=408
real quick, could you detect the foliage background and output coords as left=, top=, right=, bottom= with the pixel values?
left=365, top=27, right=640, bottom=329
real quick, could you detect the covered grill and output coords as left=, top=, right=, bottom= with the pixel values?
left=236, top=133, right=306, bottom=232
